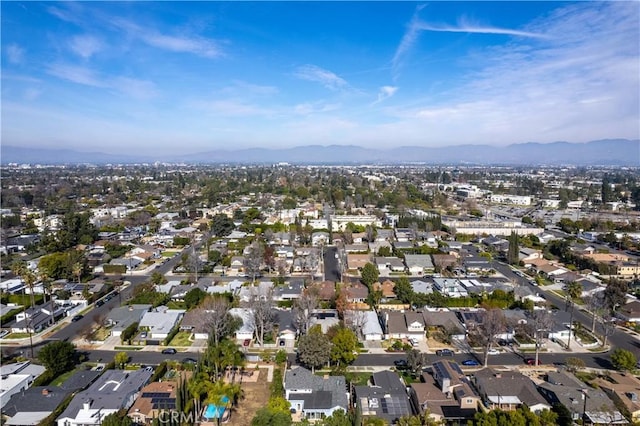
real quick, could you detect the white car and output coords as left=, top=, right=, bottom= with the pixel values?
left=487, top=348, right=500, bottom=355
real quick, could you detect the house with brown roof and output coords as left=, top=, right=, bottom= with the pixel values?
left=347, top=253, right=372, bottom=270
left=474, top=368, right=551, bottom=413
left=431, top=254, right=458, bottom=271
left=372, top=280, right=396, bottom=301
left=128, top=381, right=177, bottom=424
left=618, top=300, right=640, bottom=323
left=382, top=311, right=426, bottom=341
left=594, top=371, right=640, bottom=422
left=309, top=281, right=337, bottom=302
left=341, top=282, right=369, bottom=308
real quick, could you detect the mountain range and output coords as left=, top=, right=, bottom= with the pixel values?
left=2, top=139, right=639, bottom=166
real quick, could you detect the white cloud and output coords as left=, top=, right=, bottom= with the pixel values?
left=191, top=99, right=274, bottom=117
left=293, top=64, right=348, bottom=91
left=70, top=35, right=103, bottom=59
left=374, top=86, right=398, bottom=104
left=6, top=44, right=24, bottom=64
left=46, top=63, right=107, bottom=87
left=111, top=18, right=223, bottom=58
left=293, top=101, right=341, bottom=115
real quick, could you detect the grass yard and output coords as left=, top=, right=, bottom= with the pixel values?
left=50, top=368, right=78, bottom=386
left=162, top=251, right=179, bottom=257
left=91, top=326, right=111, bottom=341
left=343, top=372, right=372, bottom=386
left=169, top=331, right=193, bottom=347
left=5, top=333, right=30, bottom=339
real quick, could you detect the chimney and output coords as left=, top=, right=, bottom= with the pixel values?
left=129, top=305, right=134, bottom=311
left=42, top=388, right=50, bottom=396
left=494, top=373, right=502, bottom=379
left=83, top=400, right=92, bottom=411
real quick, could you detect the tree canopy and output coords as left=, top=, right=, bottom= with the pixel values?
left=38, top=341, right=77, bottom=375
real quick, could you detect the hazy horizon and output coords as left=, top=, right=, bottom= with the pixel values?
left=2, top=2, right=639, bottom=156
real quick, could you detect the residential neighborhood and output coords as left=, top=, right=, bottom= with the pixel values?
left=1, top=163, right=640, bottom=425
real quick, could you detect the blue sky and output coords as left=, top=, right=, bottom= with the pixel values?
left=2, top=1, right=639, bottom=156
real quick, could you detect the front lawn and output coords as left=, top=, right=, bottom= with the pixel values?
left=5, top=333, right=30, bottom=339
left=50, top=368, right=78, bottom=386
left=168, top=331, right=192, bottom=347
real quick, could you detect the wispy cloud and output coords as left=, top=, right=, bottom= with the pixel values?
left=223, top=80, right=279, bottom=96
left=46, top=63, right=157, bottom=100
left=293, top=64, right=348, bottom=91
left=373, top=86, right=398, bottom=104
left=293, top=101, right=341, bottom=115
left=392, top=6, right=549, bottom=79
left=191, top=98, right=274, bottom=117
left=47, top=3, right=85, bottom=26
left=6, top=44, right=25, bottom=64
left=70, top=35, right=103, bottom=59
left=112, top=18, right=223, bottom=58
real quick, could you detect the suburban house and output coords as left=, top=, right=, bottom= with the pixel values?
left=344, top=310, right=383, bottom=341
left=375, top=257, right=406, bottom=274
left=309, top=309, right=340, bottom=334
left=410, top=279, right=434, bottom=296
left=382, top=311, right=426, bottom=341
left=228, top=308, right=255, bottom=340
left=127, top=381, right=178, bottom=425
left=473, top=368, right=551, bottom=413
left=340, top=282, right=369, bottom=307
left=404, top=254, right=435, bottom=276
left=56, top=369, right=153, bottom=426
left=138, top=306, right=185, bottom=340
left=422, top=309, right=467, bottom=341
left=273, top=279, right=304, bottom=301
left=431, top=254, right=458, bottom=271
left=372, top=280, right=397, bottom=302
left=284, top=367, right=349, bottom=421
left=346, top=254, right=372, bottom=271
left=179, top=308, right=212, bottom=340
left=538, top=370, right=626, bottom=424
left=106, top=305, right=152, bottom=337
left=617, top=300, right=640, bottom=323
left=308, top=281, right=336, bottom=302
left=433, top=278, right=468, bottom=298
left=411, top=361, right=479, bottom=423
left=594, top=371, right=640, bottom=423
left=0, top=361, right=47, bottom=410
left=3, top=386, right=72, bottom=426
left=354, top=371, right=414, bottom=424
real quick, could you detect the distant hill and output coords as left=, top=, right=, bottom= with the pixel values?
left=2, top=139, right=638, bottom=166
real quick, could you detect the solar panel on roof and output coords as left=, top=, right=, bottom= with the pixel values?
left=143, top=392, right=171, bottom=398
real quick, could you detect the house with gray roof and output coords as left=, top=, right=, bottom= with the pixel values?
left=105, top=304, right=151, bottom=337
left=138, top=306, right=185, bottom=340
left=473, top=368, right=551, bottom=413
left=405, top=254, right=435, bottom=276
left=354, top=370, right=414, bottom=424
left=3, top=387, right=71, bottom=426
left=0, top=361, right=47, bottom=410
left=273, top=279, right=304, bottom=301
left=56, top=369, right=153, bottom=426
left=284, top=367, right=348, bottom=421
left=538, top=370, right=626, bottom=424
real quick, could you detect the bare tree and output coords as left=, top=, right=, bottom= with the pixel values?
left=470, top=309, right=506, bottom=367
left=586, top=292, right=605, bottom=333
left=247, top=287, right=275, bottom=347
left=528, top=309, right=553, bottom=366
left=244, top=240, right=264, bottom=283
left=601, top=315, right=617, bottom=348
left=344, top=310, right=369, bottom=340
left=293, top=287, right=319, bottom=335
left=199, top=298, right=234, bottom=346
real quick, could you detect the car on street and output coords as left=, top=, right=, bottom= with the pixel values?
left=394, top=359, right=409, bottom=369
left=435, top=349, right=454, bottom=356
left=462, top=359, right=480, bottom=366
left=183, top=357, right=198, bottom=364
left=525, top=358, right=541, bottom=365
left=487, top=348, right=500, bottom=355
left=71, top=315, right=83, bottom=322
left=161, top=348, right=177, bottom=355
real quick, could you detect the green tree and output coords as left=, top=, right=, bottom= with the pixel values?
left=101, top=413, right=134, bottom=426
left=184, top=287, right=207, bottom=309
left=211, top=214, right=235, bottom=237
left=330, top=327, right=359, bottom=368
left=611, top=348, right=637, bottom=371
left=297, top=325, right=331, bottom=373
left=360, top=263, right=379, bottom=289
left=114, top=351, right=129, bottom=369
left=564, top=281, right=583, bottom=349
left=406, top=348, right=426, bottom=374
left=539, top=409, right=559, bottom=426
left=251, top=407, right=292, bottom=426
left=507, top=231, right=520, bottom=265
left=394, top=277, right=414, bottom=304
left=321, top=409, right=352, bottom=426
left=38, top=341, right=77, bottom=375
left=552, top=403, right=573, bottom=426
left=150, top=272, right=167, bottom=285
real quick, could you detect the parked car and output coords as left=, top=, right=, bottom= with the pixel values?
left=462, top=359, right=480, bottom=366
left=95, top=300, right=105, bottom=307
left=162, top=348, right=177, bottom=355
left=487, top=348, right=500, bottom=355
left=183, top=357, right=198, bottom=364
left=71, top=315, right=83, bottom=322
left=435, top=349, right=454, bottom=356
left=525, top=358, right=541, bottom=365
left=0, top=330, right=9, bottom=339
left=140, top=332, right=148, bottom=338
left=394, top=359, right=409, bottom=369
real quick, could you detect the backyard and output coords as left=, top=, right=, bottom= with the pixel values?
left=226, top=368, right=270, bottom=426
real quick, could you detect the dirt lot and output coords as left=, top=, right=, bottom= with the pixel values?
left=226, top=368, right=270, bottom=425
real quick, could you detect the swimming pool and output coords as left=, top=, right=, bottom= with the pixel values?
left=202, top=396, right=230, bottom=421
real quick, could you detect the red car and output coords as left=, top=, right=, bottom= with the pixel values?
left=525, top=358, right=541, bottom=365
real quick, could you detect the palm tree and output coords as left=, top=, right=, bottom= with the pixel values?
left=564, top=281, right=583, bottom=350
left=72, top=262, right=82, bottom=284
left=40, top=272, right=55, bottom=327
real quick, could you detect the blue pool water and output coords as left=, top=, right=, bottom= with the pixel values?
left=203, top=396, right=230, bottom=420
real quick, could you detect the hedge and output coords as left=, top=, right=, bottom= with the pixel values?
left=164, top=327, right=180, bottom=346
left=120, top=322, right=139, bottom=344
left=150, top=361, right=168, bottom=382
left=104, top=264, right=127, bottom=274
